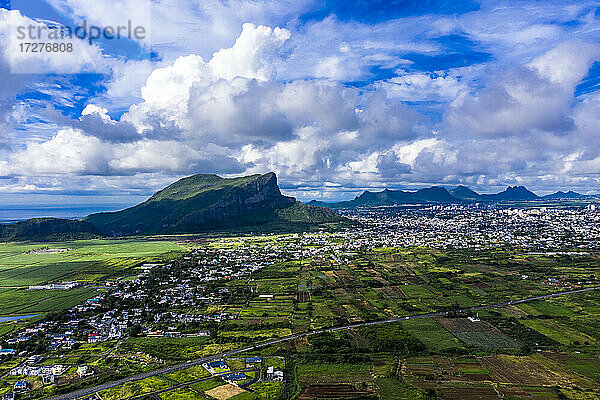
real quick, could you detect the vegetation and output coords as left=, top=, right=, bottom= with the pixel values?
left=84, top=172, right=348, bottom=235
left=3, top=235, right=600, bottom=399
left=0, top=218, right=101, bottom=242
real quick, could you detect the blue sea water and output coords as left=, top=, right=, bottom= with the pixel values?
left=0, top=205, right=132, bottom=224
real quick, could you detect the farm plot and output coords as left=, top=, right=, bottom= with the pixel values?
left=401, top=318, right=464, bottom=352
left=435, top=382, right=500, bottom=400
left=298, top=384, right=375, bottom=399
left=239, top=300, right=294, bottom=319
left=565, top=358, right=600, bottom=382
left=400, top=284, right=435, bottom=298
left=480, top=354, right=596, bottom=388
left=99, top=376, right=172, bottom=400
left=250, top=381, right=284, bottom=399
left=333, top=269, right=356, bottom=285
left=443, top=295, right=478, bottom=307
left=205, top=383, right=248, bottom=400
left=490, top=316, right=559, bottom=347
left=218, top=328, right=292, bottom=341
left=520, top=318, right=597, bottom=346
left=164, top=365, right=210, bottom=383
left=499, top=386, right=560, bottom=400
left=0, top=287, right=96, bottom=315
left=255, top=278, right=296, bottom=294
left=401, top=356, right=492, bottom=383
left=376, top=377, right=426, bottom=400
left=297, top=363, right=372, bottom=385
left=401, top=354, right=595, bottom=399
left=296, top=362, right=376, bottom=399
left=159, top=387, right=205, bottom=400
left=296, top=291, right=310, bottom=302
left=517, top=300, right=576, bottom=317
left=380, top=285, right=407, bottom=298
left=0, top=239, right=181, bottom=287
left=436, top=318, right=520, bottom=349
left=120, top=337, right=237, bottom=362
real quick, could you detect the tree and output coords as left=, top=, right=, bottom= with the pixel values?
left=127, top=323, right=142, bottom=337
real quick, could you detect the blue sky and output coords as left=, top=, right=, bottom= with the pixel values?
left=1, top=0, right=600, bottom=208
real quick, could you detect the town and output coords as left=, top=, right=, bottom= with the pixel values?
left=1, top=204, right=600, bottom=399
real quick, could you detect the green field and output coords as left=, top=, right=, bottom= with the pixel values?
left=297, top=362, right=372, bottom=383
left=99, top=376, right=172, bottom=400
left=0, top=239, right=181, bottom=287
left=565, top=358, right=600, bottom=382
left=121, top=337, right=241, bottom=361
left=401, top=318, right=464, bottom=352
left=521, top=319, right=597, bottom=345
left=377, top=377, right=426, bottom=400
left=159, top=387, right=204, bottom=399
left=517, top=300, right=576, bottom=317
left=0, top=287, right=96, bottom=316
left=164, top=365, right=210, bottom=383
left=0, top=238, right=181, bottom=318
left=3, top=236, right=600, bottom=399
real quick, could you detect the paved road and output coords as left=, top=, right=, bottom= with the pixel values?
left=47, top=286, right=600, bottom=400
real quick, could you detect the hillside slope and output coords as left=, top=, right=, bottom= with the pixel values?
left=85, top=173, right=346, bottom=235
left=0, top=218, right=101, bottom=242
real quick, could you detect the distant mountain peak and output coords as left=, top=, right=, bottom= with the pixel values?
left=449, top=185, right=481, bottom=200
left=311, top=183, right=555, bottom=209
left=506, top=185, right=529, bottom=191
left=475, top=185, right=538, bottom=201
left=543, top=190, right=586, bottom=199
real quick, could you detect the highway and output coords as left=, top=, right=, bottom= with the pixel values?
left=47, top=286, right=600, bottom=400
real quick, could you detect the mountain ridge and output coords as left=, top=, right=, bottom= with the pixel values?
left=2, top=174, right=599, bottom=242
left=85, top=172, right=346, bottom=236
left=0, top=173, right=350, bottom=241
left=309, top=185, right=598, bottom=208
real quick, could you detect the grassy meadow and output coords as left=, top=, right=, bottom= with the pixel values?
left=0, top=238, right=182, bottom=316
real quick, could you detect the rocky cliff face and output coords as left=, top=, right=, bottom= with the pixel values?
left=176, top=172, right=295, bottom=230
left=85, top=172, right=301, bottom=235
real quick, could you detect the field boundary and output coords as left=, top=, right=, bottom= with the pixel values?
left=47, top=286, right=600, bottom=400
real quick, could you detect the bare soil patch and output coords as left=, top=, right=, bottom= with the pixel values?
left=204, top=383, right=246, bottom=400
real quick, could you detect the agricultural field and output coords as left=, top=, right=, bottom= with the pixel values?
left=0, top=238, right=182, bottom=316
left=401, top=318, right=464, bottom=352
left=400, top=353, right=600, bottom=399
left=244, top=245, right=600, bottom=399
left=520, top=318, right=597, bottom=346
left=296, top=362, right=376, bottom=399
left=0, top=238, right=181, bottom=287
left=436, top=317, right=520, bottom=349
left=99, top=376, right=172, bottom=400
left=480, top=354, right=595, bottom=388
left=0, top=287, right=96, bottom=316
left=205, top=383, right=247, bottom=399
left=2, top=234, right=600, bottom=399
left=121, top=337, right=239, bottom=362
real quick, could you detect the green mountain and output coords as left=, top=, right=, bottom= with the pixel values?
left=449, top=185, right=482, bottom=201
left=309, top=184, right=551, bottom=209
left=480, top=186, right=539, bottom=201
left=85, top=172, right=347, bottom=235
left=0, top=218, right=101, bottom=242
left=309, top=186, right=463, bottom=208
left=543, top=190, right=587, bottom=199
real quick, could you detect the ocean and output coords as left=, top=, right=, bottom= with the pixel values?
left=0, top=205, right=132, bottom=224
